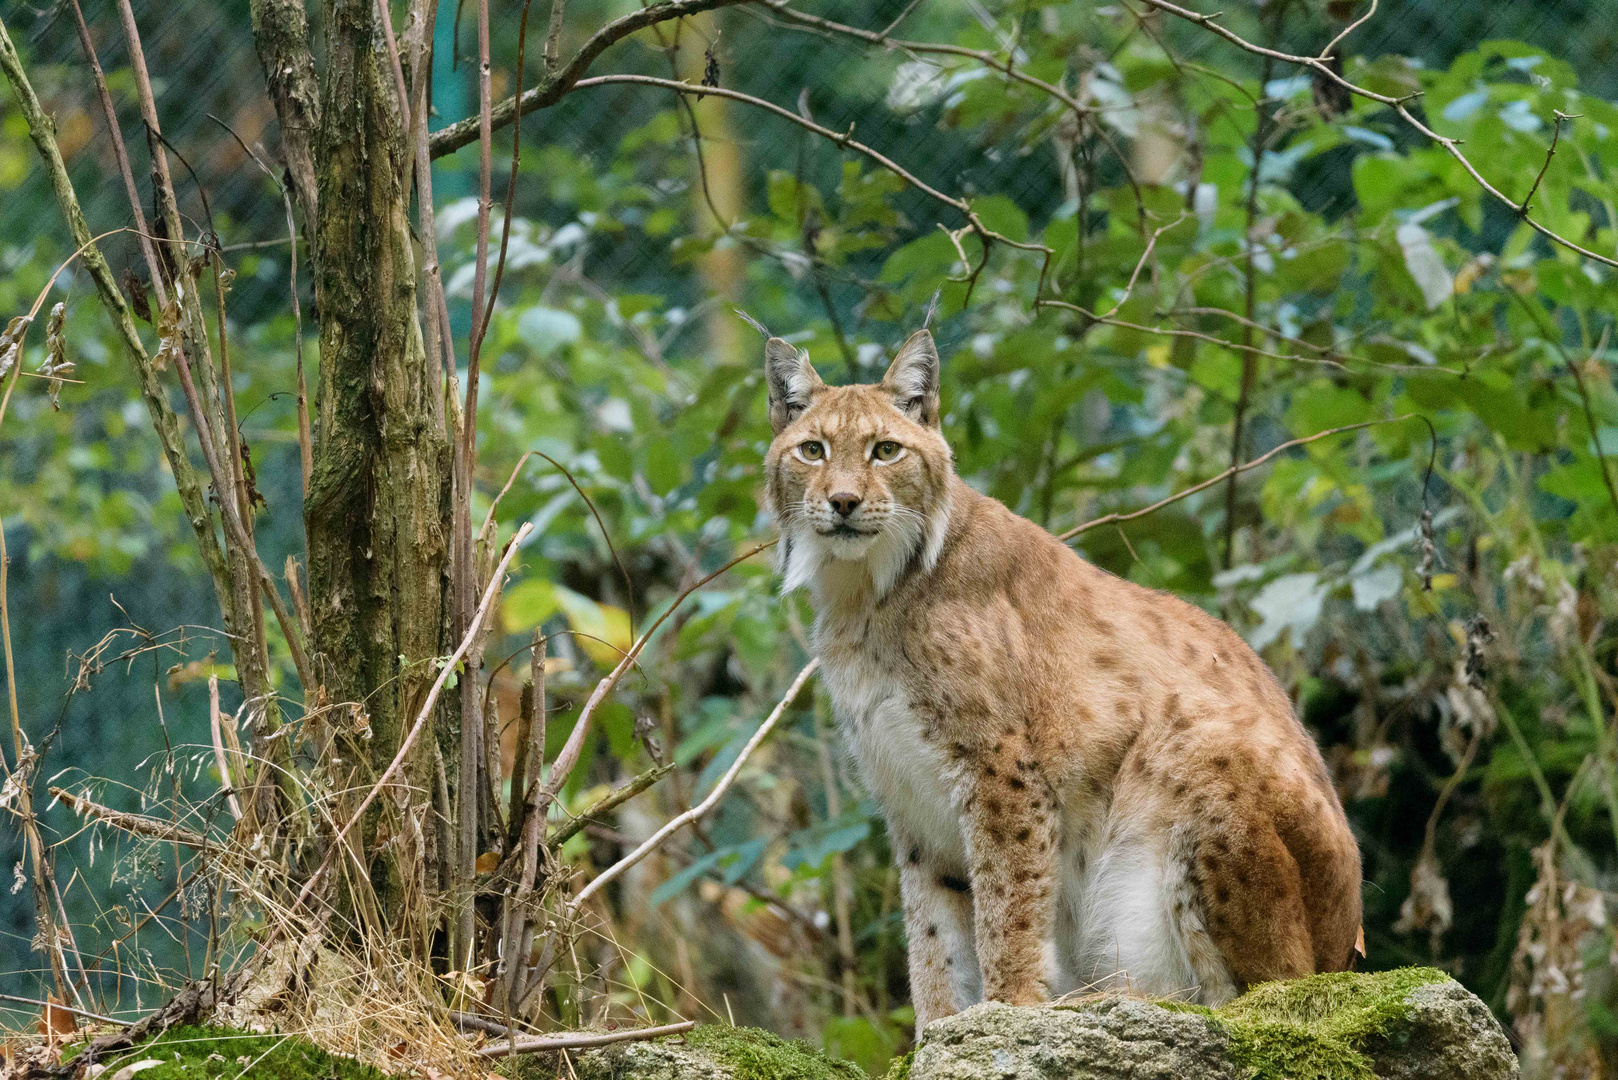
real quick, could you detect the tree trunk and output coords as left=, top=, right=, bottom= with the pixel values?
left=304, top=0, right=454, bottom=942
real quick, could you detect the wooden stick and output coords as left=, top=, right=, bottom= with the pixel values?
left=474, top=1020, right=696, bottom=1058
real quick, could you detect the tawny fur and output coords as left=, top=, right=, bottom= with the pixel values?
left=760, top=328, right=1362, bottom=1025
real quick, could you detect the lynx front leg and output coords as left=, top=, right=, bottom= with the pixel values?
left=961, top=749, right=1058, bottom=1005
left=894, top=831, right=978, bottom=1026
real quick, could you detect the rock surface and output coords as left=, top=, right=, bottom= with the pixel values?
left=569, top=968, right=1518, bottom=1079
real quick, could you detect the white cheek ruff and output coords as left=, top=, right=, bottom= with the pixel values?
left=778, top=523, right=825, bottom=595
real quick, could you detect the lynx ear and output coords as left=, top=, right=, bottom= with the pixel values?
left=764, top=337, right=825, bottom=433
left=881, top=329, right=940, bottom=427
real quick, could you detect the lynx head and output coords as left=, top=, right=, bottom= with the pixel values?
left=762, top=329, right=954, bottom=597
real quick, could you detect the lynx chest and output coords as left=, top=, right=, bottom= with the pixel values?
left=818, top=636, right=967, bottom=867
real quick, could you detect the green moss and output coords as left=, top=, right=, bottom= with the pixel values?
left=879, top=1047, right=914, bottom=1080
left=1205, top=967, right=1450, bottom=1080
left=67, top=1026, right=386, bottom=1080
left=683, top=1025, right=866, bottom=1080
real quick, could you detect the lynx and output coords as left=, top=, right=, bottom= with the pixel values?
left=760, top=326, right=1362, bottom=1024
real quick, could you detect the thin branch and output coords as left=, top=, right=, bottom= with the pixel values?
left=1565, top=327, right=1618, bottom=522
left=754, top=0, right=1149, bottom=228
left=474, top=1020, right=696, bottom=1057
left=543, top=0, right=566, bottom=72
left=50, top=787, right=215, bottom=853
left=532, top=540, right=775, bottom=822
left=452, top=0, right=498, bottom=970
left=567, top=74, right=1051, bottom=263
left=65, top=0, right=165, bottom=309
left=208, top=674, right=243, bottom=822
left=1318, top=0, right=1376, bottom=59
left=207, top=116, right=311, bottom=493
left=406, top=0, right=454, bottom=431
left=1520, top=110, right=1578, bottom=219
left=546, top=761, right=676, bottom=847
left=568, top=658, right=818, bottom=912
left=0, top=994, right=119, bottom=1027
left=477, top=0, right=535, bottom=365
left=1056, top=415, right=1419, bottom=541
left=429, top=0, right=752, bottom=158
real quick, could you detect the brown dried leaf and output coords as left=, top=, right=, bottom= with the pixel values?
left=41, top=302, right=72, bottom=410
left=122, top=268, right=152, bottom=324
left=474, top=851, right=501, bottom=874
left=37, top=996, right=75, bottom=1041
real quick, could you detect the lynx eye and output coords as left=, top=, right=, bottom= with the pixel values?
left=798, top=440, right=826, bottom=462
left=872, top=440, right=903, bottom=463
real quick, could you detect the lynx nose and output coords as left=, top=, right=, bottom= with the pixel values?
left=828, top=492, right=862, bottom=517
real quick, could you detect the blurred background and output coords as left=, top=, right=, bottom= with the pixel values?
left=5, top=0, right=1618, bottom=1074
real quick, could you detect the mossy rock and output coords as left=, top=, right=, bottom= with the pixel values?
left=568, top=1024, right=865, bottom=1080
left=63, top=1025, right=387, bottom=1080
left=897, top=969, right=1517, bottom=1080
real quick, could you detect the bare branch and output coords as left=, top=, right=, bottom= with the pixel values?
left=1318, top=0, right=1377, bottom=60
left=474, top=1020, right=697, bottom=1057
left=568, top=658, right=818, bottom=912
left=429, top=0, right=755, bottom=158
left=532, top=539, right=775, bottom=821
left=65, top=0, right=165, bottom=309
left=1056, top=415, right=1420, bottom=542
left=567, top=74, right=1051, bottom=261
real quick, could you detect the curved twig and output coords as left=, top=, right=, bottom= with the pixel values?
left=1057, top=415, right=1421, bottom=541
left=568, top=657, right=817, bottom=912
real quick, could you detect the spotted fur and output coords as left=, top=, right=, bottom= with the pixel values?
left=761, top=330, right=1363, bottom=1025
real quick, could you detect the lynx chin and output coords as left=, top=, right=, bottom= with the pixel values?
left=760, top=325, right=1362, bottom=1024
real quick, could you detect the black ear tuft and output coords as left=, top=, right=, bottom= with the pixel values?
left=764, top=337, right=826, bottom=433
left=881, top=329, right=941, bottom=426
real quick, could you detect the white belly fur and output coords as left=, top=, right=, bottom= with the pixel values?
left=822, top=658, right=965, bottom=867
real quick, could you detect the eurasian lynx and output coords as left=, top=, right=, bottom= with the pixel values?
left=761, top=326, right=1362, bottom=1024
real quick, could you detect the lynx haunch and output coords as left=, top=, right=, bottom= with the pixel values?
left=761, top=326, right=1362, bottom=1025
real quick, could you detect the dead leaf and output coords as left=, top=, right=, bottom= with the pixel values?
left=1355, top=925, right=1366, bottom=957
left=474, top=851, right=501, bottom=874
left=110, top=1059, right=162, bottom=1080
left=38, top=996, right=75, bottom=1040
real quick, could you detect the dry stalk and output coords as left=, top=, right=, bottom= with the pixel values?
left=209, top=674, right=244, bottom=821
